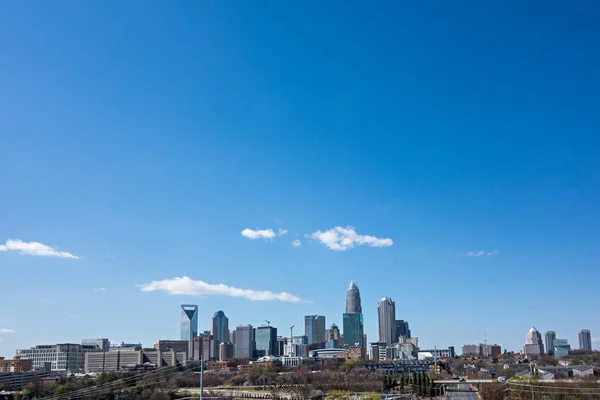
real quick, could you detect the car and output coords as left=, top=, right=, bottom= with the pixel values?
left=459, top=378, right=466, bottom=382
left=497, top=376, right=507, bottom=383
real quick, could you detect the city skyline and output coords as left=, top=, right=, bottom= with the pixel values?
left=2, top=1, right=600, bottom=358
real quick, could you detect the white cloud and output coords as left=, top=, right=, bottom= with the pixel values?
left=465, top=250, right=499, bottom=257
left=241, top=228, right=276, bottom=240
left=0, top=328, right=15, bottom=335
left=93, top=288, right=107, bottom=292
left=305, top=226, right=393, bottom=251
left=106, top=254, right=116, bottom=260
left=139, top=276, right=304, bottom=302
left=0, top=239, right=78, bottom=259
left=292, top=239, right=301, bottom=247
left=278, top=228, right=288, bottom=237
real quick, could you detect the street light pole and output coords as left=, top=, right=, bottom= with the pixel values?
left=200, top=356, right=204, bottom=400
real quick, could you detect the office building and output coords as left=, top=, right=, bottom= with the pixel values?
left=305, top=315, right=326, bottom=345
left=378, top=298, right=396, bottom=344
left=522, top=327, right=545, bottom=357
left=153, top=340, right=189, bottom=353
left=219, top=342, right=234, bottom=361
left=482, top=344, right=501, bottom=357
left=346, top=280, right=362, bottom=313
left=462, top=344, right=482, bottom=356
left=82, top=338, right=110, bottom=350
left=579, top=329, right=592, bottom=351
left=255, top=326, right=278, bottom=357
left=328, top=324, right=340, bottom=341
left=418, top=347, right=455, bottom=359
left=85, top=349, right=187, bottom=373
left=343, top=313, right=364, bottom=348
left=395, top=320, right=411, bottom=341
left=180, top=304, right=198, bottom=358
left=0, top=356, right=33, bottom=372
left=554, top=339, right=571, bottom=358
left=211, top=311, right=230, bottom=345
left=545, top=331, right=556, bottom=356
left=343, top=280, right=364, bottom=354
left=234, top=324, right=255, bottom=359
left=191, top=334, right=202, bottom=360
left=276, top=337, right=287, bottom=356
left=16, top=343, right=102, bottom=372
left=202, top=331, right=216, bottom=361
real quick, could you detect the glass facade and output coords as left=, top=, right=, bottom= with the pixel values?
left=211, top=311, right=230, bottom=344
left=304, top=315, right=326, bottom=344
left=553, top=338, right=571, bottom=358
left=254, top=326, right=277, bottom=357
left=234, top=324, right=254, bottom=359
left=343, top=313, right=364, bottom=348
left=180, top=305, right=198, bottom=341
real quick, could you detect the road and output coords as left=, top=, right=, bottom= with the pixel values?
left=445, top=383, right=480, bottom=400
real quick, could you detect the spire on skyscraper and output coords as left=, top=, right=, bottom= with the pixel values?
left=346, top=280, right=362, bottom=313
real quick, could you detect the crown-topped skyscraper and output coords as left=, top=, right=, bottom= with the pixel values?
left=343, top=280, right=364, bottom=354
left=346, top=280, right=362, bottom=313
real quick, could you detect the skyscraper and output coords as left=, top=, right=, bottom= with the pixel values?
left=378, top=298, right=396, bottom=344
left=343, top=281, right=364, bottom=351
left=255, top=326, right=278, bottom=357
left=545, top=331, right=556, bottom=356
left=579, top=329, right=592, bottom=351
left=394, top=320, right=411, bottom=341
left=211, top=311, right=230, bottom=344
left=234, top=324, right=254, bottom=359
left=180, top=305, right=198, bottom=341
left=346, top=280, right=362, bottom=313
left=522, top=327, right=544, bottom=357
left=305, top=315, right=326, bottom=345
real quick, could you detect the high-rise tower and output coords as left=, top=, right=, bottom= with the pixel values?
left=378, top=297, right=396, bottom=344
left=343, top=281, right=364, bottom=352
left=180, top=305, right=198, bottom=342
left=579, top=329, right=592, bottom=351
left=545, top=331, right=556, bottom=355
left=522, top=327, right=544, bottom=356
left=211, top=311, right=230, bottom=344
left=346, top=280, right=362, bottom=313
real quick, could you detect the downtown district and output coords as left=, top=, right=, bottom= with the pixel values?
left=1, top=281, right=593, bottom=376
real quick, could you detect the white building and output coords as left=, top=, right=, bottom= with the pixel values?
left=377, top=298, right=396, bottom=344
left=522, top=327, right=544, bottom=357
left=281, top=356, right=303, bottom=367
left=16, top=343, right=102, bottom=372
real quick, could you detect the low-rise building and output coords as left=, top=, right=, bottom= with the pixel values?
left=16, top=343, right=102, bottom=372
left=418, top=347, right=455, bottom=359
left=153, top=340, right=189, bottom=353
left=84, top=349, right=187, bottom=373
left=0, top=356, right=33, bottom=372
left=206, top=361, right=237, bottom=372
left=573, top=366, right=594, bottom=378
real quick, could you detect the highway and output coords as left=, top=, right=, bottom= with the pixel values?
left=445, top=383, right=480, bottom=400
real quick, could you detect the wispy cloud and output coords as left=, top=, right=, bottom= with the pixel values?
left=0, top=328, right=15, bottom=334
left=292, top=239, right=301, bottom=247
left=278, top=228, right=288, bottom=237
left=139, top=276, right=304, bottom=302
left=241, top=228, right=276, bottom=240
left=106, top=254, right=116, bottom=260
left=305, top=226, right=393, bottom=251
left=93, top=288, right=107, bottom=292
left=592, top=337, right=600, bottom=343
left=0, top=239, right=79, bottom=259
left=465, top=250, right=499, bottom=257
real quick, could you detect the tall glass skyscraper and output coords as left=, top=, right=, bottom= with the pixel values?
left=378, top=297, right=396, bottom=344
left=545, top=331, right=556, bottom=355
left=579, top=329, right=592, bottom=351
left=394, top=320, right=411, bottom=341
left=180, top=305, right=198, bottom=341
left=255, top=326, right=277, bottom=357
left=343, top=280, right=364, bottom=350
left=234, top=324, right=254, bottom=359
left=346, top=280, right=362, bottom=313
left=304, top=315, right=326, bottom=344
left=211, top=311, right=230, bottom=344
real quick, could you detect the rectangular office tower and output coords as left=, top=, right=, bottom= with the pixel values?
left=304, top=315, right=326, bottom=345
left=343, top=313, right=364, bottom=348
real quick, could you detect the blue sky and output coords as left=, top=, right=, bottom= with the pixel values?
left=1, top=1, right=600, bottom=356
